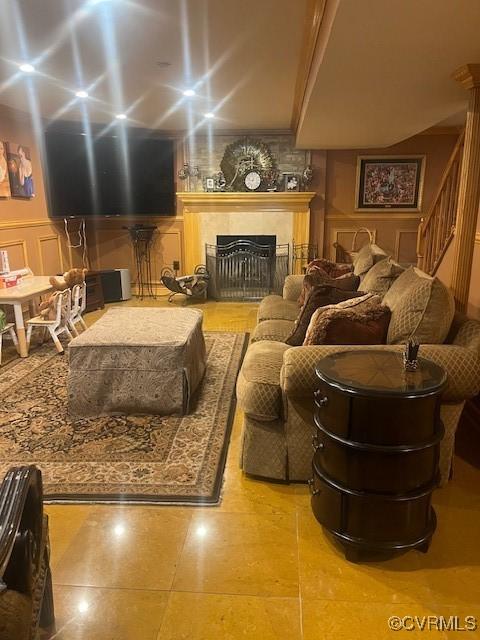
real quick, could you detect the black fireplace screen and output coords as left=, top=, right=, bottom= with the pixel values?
left=206, top=239, right=289, bottom=301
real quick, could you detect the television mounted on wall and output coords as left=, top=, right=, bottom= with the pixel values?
left=44, top=128, right=175, bottom=217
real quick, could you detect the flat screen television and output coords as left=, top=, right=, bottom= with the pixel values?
left=44, top=130, right=175, bottom=217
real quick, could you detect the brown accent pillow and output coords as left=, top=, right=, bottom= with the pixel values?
left=286, top=285, right=365, bottom=347
left=298, top=271, right=360, bottom=306
left=304, top=295, right=390, bottom=346
left=306, top=258, right=353, bottom=279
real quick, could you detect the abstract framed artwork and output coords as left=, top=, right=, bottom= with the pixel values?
left=6, top=142, right=35, bottom=198
left=355, top=155, right=425, bottom=211
left=0, top=141, right=11, bottom=198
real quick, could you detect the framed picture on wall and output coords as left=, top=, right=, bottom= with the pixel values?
left=6, top=142, right=35, bottom=198
left=0, top=141, right=11, bottom=198
left=355, top=155, right=425, bottom=211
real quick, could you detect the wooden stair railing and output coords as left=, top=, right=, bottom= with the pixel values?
left=417, top=130, right=465, bottom=275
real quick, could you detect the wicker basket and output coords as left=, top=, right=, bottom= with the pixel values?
left=333, top=227, right=373, bottom=264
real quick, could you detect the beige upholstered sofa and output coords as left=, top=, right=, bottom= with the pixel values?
left=236, top=269, right=480, bottom=486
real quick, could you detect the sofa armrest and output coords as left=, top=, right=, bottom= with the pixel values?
left=283, top=275, right=304, bottom=302
left=280, top=344, right=480, bottom=403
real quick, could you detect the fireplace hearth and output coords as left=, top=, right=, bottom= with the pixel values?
left=206, top=236, right=289, bottom=301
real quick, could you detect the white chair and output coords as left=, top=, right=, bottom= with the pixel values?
left=26, top=289, right=73, bottom=354
left=69, top=282, right=88, bottom=336
left=0, top=323, right=19, bottom=365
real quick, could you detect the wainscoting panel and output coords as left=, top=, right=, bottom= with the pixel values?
left=325, top=214, right=421, bottom=265
left=394, top=229, right=418, bottom=264
left=86, top=217, right=184, bottom=294
left=38, top=234, right=64, bottom=275
left=0, top=239, right=29, bottom=270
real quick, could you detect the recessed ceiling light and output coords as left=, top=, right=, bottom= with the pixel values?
left=19, top=63, right=35, bottom=73
left=75, top=90, right=89, bottom=99
left=183, top=89, right=195, bottom=97
left=77, top=600, right=89, bottom=614
left=204, top=112, right=215, bottom=119
left=115, top=113, right=127, bottom=120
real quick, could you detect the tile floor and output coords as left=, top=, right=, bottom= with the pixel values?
left=15, top=297, right=480, bottom=638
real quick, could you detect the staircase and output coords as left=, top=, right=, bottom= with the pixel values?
left=417, top=130, right=464, bottom=275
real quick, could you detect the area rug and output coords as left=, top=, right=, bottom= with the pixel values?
left=0, top=332, right=248, bottom=505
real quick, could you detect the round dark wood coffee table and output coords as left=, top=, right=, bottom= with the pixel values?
left=310, top=349, right=446, bottom=562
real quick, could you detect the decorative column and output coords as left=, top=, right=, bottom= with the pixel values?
left=451, top=64, right=480, bottom=312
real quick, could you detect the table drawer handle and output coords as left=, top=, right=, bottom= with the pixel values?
left=314, top=391, right=328, bottom=407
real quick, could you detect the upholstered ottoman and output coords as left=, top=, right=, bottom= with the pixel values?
left=68, top=307, right=206, bottom=417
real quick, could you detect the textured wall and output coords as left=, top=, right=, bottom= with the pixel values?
left=180, top=133, right=310, bottom=190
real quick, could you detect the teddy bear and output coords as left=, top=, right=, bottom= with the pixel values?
left=38, top=268, right=88, bottom=319
left=49, top=268, right=88, bottom=291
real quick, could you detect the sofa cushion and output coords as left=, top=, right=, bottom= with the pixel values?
left=304, top=293, right=381, bottom=345
left=257, top=295, right=299, bottom=323
left=361, top=257, right=405, bottom=297
left=298, top=271, right=360, bottom=306
left=383, top=266, right=455, bottom=344
left=303, top=297, right=390, bottom=346
left=236, top=340, right=290, bottom=421
left=353, top=243, right=388, bottom=277
left=251, top=319, right=295, bottom=343
left=283, top=275, right=304, bottom=302
left=286, top=285, right=364, bottom=347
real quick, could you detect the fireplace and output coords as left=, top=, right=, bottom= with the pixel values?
left=206, top=235, right=289, bottom=300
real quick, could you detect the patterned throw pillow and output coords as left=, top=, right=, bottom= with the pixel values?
left=286, top=285, right=364, bottom=347
left=382, top=266, right=455, bottom=344
left=353, top=243, right=388, bottom=277
left=298, top=271, right=360, bottom=306
left=361, top=257, right=405, bottom=297
left=303, top=294, right=388, bottom=345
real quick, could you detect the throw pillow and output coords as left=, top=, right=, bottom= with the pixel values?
left=306, top=258, right=353, bottom=279
left=304, top=294, right=387, bottom=346
left=361, top=257, right=405, bottom=297
left=286, top=285, right=365, bottom=347
left=298, top=271, right=360, bottom=306
left=382, top=266, right=455, bottom=344
left=353, top=243, right=388, bottom=277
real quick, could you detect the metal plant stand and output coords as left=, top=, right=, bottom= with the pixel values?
left=125, top=225, right=157, bottom=299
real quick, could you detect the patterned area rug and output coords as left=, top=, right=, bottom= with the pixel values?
left=0, top=332, right=247, bottom=505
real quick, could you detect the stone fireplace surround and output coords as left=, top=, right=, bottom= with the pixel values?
left=176, top=192, right=316, bottom=274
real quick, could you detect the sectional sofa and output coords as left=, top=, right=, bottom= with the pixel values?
left=236, top=252, right=480, bottom=486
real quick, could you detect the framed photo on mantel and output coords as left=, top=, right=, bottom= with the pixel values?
left=355, top=155, right=425, bottom=212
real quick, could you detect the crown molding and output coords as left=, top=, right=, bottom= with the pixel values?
left=290, top=0, right=328, bottom=134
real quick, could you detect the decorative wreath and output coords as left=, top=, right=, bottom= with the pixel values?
left=220, top=137, right=276, bottom=190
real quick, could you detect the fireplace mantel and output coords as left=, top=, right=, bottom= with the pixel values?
left=177, top=191, right=316, bottom=274
left=177, top=191, right=316, bottom=210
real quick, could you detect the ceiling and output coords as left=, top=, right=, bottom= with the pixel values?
left=296, top=0, right=479, bottom=148
left=0, top=0, right=478, bottom=148
left=0, top=0, right=307, bottom=131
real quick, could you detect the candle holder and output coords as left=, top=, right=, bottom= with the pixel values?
left=403, top=339, right=420, bottom=372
